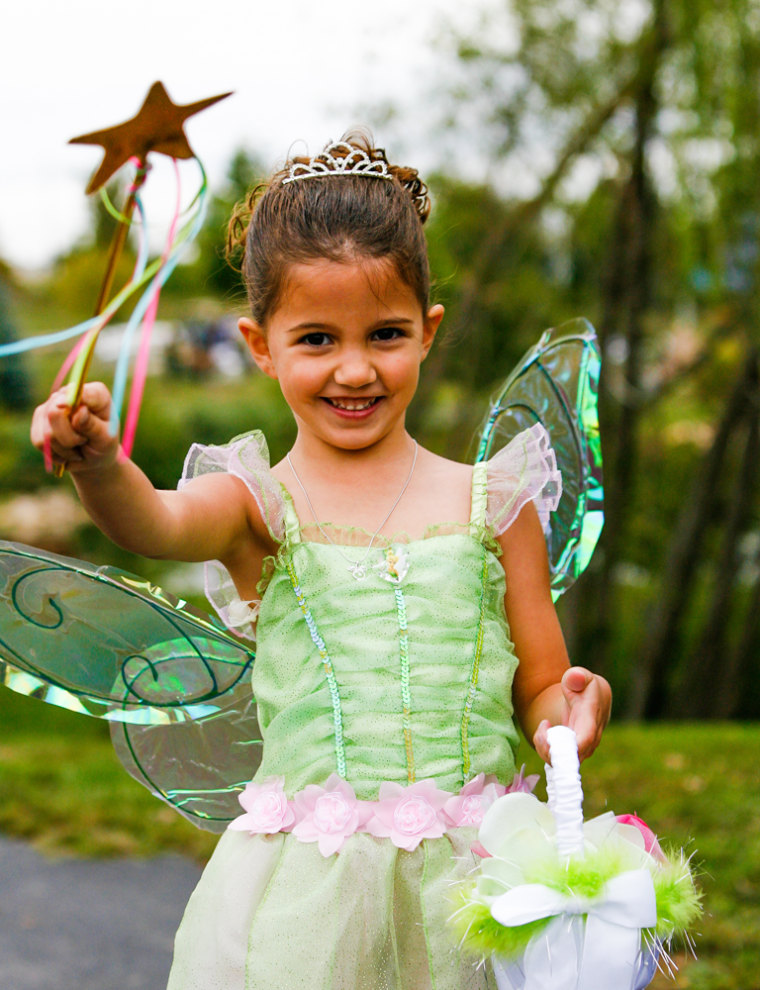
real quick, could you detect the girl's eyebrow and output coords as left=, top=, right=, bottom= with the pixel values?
left=286, top=322, right=334, bottom=333
left=286, top=316, right=416, bottom=333
left=372, top=317, right=416, bottom=327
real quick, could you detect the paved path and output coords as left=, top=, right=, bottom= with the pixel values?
left=0, top=836, right=201, bottom=990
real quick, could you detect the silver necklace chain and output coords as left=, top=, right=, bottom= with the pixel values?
left=286, top=441, right=418, bottom=581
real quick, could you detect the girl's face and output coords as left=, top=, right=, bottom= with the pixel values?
left=240, top=258, right=444, bottom=454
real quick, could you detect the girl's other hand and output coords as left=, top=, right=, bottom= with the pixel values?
left=30, top=382, right=119, bottom=473
left=532, top=666, right=611, bottom=764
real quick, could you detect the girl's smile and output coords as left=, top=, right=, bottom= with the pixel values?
left=322, top=396, right=381, bottom=416
left=240, top=258, right=444, bottom=455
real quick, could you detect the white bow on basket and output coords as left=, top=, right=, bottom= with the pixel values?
left=451, top=726, right=702, bottom=990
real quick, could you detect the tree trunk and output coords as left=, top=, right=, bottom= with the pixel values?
left=678, top=357, right=759, bottom=717
left=626, top=350, right=759, bottom=718
left=575, top=40, right=662, bottom=679
left=729, top=548, right=760, bottom=719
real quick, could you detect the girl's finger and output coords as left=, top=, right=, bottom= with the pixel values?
left=569, top=707, right=604, bottom=761
left=79, top=381, right=113, bottom=418
left=561, top=666, right=593, bottom=697
left=47, top=435, right=84, bottom=461
left=48, top=407, right=89, bottom=448
left=532, top=719, right=552, bottom=763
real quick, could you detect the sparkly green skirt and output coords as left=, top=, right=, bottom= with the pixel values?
left=167, top=828, right=495, bottom=990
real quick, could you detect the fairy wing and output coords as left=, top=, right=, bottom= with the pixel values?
left=473, top=318, right=603, bottom=598
left=109, top=678, right=259, bottom=832
left=0, top=540, right=260, bottom=830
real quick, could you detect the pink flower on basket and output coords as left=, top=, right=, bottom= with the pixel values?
left=292, top=774, right=370, bottom=857
left=443, top=773, right=507, bottom=827
left=366, top=779, right=449, bottom=851
left=504, top=764, right=540, bottom=795
left=616, top=813, right=667, bottom=862
left=228, top=776, right=295, bottom=834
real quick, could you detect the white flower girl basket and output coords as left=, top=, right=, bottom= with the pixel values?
left=454, top=726, right=701, bottom=990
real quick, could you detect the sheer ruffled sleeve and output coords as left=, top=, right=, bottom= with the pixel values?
left=485, top=423, right=562, bottom=538
left=178, top=431, right=286, bottom=639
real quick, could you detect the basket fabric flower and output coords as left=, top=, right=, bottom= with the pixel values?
left=452, top=726, right=701, bottom=990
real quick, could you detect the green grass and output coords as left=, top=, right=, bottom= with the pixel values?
left=577, top=725, right=760, bottom=990
left=0, top=689, right=218, bottom=862
left=1, top=686, right=757, bottom=989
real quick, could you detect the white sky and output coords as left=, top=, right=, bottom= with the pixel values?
left=1, top=0, right=473, bottom=271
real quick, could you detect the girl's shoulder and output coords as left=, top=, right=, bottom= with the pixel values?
left=410, top=426, right=560, bottom=543
left=180, top=430, right=287, bottom=543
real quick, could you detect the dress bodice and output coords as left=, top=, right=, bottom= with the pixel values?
left=178, top=426, right=561, bottom=799
left=252, top=493, right=519, bottom=798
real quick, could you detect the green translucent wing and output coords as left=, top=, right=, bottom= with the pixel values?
left=0, top=540, right=254, bottom=722
left=110, top=679, right=260, bottom=832
left=0, top=540, right=261, bottom=830
left=473, top=319, right=603, bottom=598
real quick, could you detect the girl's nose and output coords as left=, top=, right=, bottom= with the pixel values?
left=333, top=350, right=377, bottom=388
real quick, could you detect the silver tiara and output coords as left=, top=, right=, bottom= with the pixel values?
left=282, top=142, right=394, bottom=184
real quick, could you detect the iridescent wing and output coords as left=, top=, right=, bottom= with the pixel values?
left=110, top=679, right=259, bottom=832
left=0, top=540, right=260, bottom=830
left=472, top=319, right=603, bottom=598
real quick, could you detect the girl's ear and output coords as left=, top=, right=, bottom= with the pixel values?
left=239, top=317, right=277, bottom=379
left=421, top=304, right=444, bottom=360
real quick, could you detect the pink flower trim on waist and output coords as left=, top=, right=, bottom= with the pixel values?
left=228, top=768, right=538, bottom=857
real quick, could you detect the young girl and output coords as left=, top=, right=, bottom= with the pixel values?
left=32, top=135, right=611, bottom=990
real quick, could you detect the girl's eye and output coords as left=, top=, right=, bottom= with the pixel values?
left=299, top=332, right=332, bottom=347
left=372, top=327, right=405, bottom=342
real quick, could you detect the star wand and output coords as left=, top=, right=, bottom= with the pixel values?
left=50, top=81, right=232, bottom=475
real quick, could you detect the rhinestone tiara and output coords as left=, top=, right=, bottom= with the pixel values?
left=282, top=142, right=394, bottom=185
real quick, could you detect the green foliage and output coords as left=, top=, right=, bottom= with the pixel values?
left=179, top=148, right=263, bottom=304
left=0, top=279, right=32, bottom=410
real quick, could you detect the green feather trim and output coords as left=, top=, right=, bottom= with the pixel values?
left=450, top=887, right=551, bottom=958
left=650, top=850, right=702, bottom=938
left=451, top=844, right=702, bottom=961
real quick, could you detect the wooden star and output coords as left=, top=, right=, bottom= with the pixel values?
left=69, top=81, right=233, bottom=194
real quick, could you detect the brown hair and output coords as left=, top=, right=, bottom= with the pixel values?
left=226, top=131, right=432, bottom=325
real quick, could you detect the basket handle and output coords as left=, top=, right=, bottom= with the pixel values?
left=545, top=725, right=585, bottom=858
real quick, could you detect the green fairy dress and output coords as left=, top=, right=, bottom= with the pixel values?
left=165, top=425, right=560, bottom=990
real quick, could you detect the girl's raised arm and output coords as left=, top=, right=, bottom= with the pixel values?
left=501, top=501, right=611, bottom=763
left=30, top=382, right=266, bottom=565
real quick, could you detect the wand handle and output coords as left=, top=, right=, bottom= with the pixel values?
left=53, top=161, right=147, bottom=477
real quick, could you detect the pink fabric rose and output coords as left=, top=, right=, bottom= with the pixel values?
left=292, top=774, right=370, bottom=857
left=617, top=813, right=667, bottom=862
left=228, top=776, right=295, bottom=834
left=443, top=773, right=507, bottom=827
left=366, top=779, right=449, bottom=851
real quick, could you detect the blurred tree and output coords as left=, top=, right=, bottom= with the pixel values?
left=37, top=179, right=138, bottom=326
left=0, top=267, right=32, bottom=411
left=427, top=0, right=760, bottom=715
left=183, top=148, right=263, bottom=303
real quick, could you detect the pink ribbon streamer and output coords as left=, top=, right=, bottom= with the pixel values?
left=121, top=161, right=182, bottom=456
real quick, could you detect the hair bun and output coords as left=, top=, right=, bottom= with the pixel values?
left=388, top=164, right=430, bottom=225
